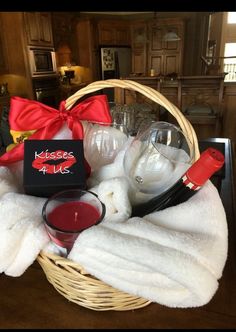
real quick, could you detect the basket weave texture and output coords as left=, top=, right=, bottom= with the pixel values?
left=37, top=79, right=200, bottom=311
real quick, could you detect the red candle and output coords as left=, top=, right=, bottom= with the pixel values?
left=42, top=189, right=106, bottom=252
left=48, top=201, right=101, bottom=231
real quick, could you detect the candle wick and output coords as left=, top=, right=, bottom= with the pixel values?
left=75, top=212, right=78, bottom=222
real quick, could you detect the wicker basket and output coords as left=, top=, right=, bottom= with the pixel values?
left=37, top=79, right=200, bottom=311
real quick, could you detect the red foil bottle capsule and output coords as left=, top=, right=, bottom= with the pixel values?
left=131, top=147, right=225, bottom=217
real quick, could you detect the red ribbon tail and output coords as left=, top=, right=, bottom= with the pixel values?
left=0, top=143, right=24, bottom=166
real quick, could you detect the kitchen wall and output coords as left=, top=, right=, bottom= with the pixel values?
left=59, top=65, right=93, bottom=83
left=0, top=74, right=29, bottom=98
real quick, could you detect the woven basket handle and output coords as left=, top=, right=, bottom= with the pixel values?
left=65, top=79, right=200, bottom=162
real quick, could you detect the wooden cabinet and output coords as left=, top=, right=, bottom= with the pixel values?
left=98, top=22, right=115, bottom=45
left=122, top=75, right=225, bottom=139
left=130, top=22, right=147, bottom=75
left=179, top=74, right=225, bottom=138
left=0, top=14, right=9, bottom=74
left=0, top=13, right=34, bottom=99
left=98, top=20, right=130, bottom=46
left=24, top=12, right=53, bottom=47
left=0, top=13, right=27, bottom=77
left=76, top=19, right=99, bottom=81
left=147, top=18, right=184, bottom=76
left=51, top=12, right=77, bottom=66
left=51, top=12, right=72, bottom=50
left=130, top=18, right=184, bottom=77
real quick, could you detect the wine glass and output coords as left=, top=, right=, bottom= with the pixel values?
left=111, top=103, right=136, bottom=136
left=123, top=121, right=192, bottom=196
left=83, top=121, right=129, bottom=171
left=131, top=103, right=157, bottom=135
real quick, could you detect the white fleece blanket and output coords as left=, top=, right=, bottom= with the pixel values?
left=67, top=178, right=228, bottom=308
left=0, top=124, right=228, bottom=308
left=0, top=167, right=49, bottom=276
left=68, top=125, right=228, bottom=308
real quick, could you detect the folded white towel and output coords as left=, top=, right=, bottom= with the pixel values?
left=97, top=176, right=131, bottom=223
left=0, top=166, right=21, bottom=195
left=68, top=180, right=228, bottom=308
left=0, top=167, right=49, bottom=276
left=4, top=218, right=49, bottom=277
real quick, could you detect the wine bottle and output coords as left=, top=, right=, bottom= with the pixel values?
left=131, top=147, right=225, bottom=217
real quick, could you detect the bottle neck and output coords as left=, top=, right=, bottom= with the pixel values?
left=181, top=174, right=201, bottom=191
left=185, top=148, right=224, bottom=187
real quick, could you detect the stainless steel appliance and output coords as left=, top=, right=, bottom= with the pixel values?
left=28, top=46, right=57, bottom=77
left=100, top=46, right=132, bottom=101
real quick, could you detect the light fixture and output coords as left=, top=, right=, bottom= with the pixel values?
left=163, top=31, right=181, bottom=42
left=135, top=32, right=146, bottom=43
left=151, top=12, right=181, bottom=42
left=134, top=27, right=147, bottom=44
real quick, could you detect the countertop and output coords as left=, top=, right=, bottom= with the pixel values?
left=0, top=138, right=235, bottom=329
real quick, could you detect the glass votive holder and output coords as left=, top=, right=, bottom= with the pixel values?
left=42, top=189, right=106, bottom=254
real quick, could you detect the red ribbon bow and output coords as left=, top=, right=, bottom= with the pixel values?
left=0, top=95, right=112, bottom=166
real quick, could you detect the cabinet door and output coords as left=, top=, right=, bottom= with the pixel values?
left=76, top=20, right=91, bottom=67
left=148, top=18, right=184, bottom=76
left=39, top=13, right=53, bottom=46
left=51, top=13, right=72, bottom=51
left=0, top=17, right=9, bottom=74
left=0, top=37, right=8, bottom=73
left=98, top=23, right=115, bottom=45
left=132, top=48, right=146, bottom=74
left=24, top=12, right=53, bottom=46
left=150, top=26, right=180, bottom=52
left=149, top=53, right=181, bottom=76
left=149, top=54, right=163, bottom=75
left=115, top=24, right=130, bottom=45
left=98, top=20, right=130, bottom=46
left=149, top=26, right=163, bottom=51
left=163, top=54, right=179, bottom=74
left=52, top=12, right=77, bottom=65
left=131, top=22, right=147, bottom=74
left=76, top=19, right=99, bottom=81
left=24, top=12, right=40, bottom=45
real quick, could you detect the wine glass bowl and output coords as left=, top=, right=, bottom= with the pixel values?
left=83, top=121, right=129, bottom=171
left=123, top=121, right=192, bottom=195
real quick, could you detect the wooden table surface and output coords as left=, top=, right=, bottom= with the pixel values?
left=1, top=138, right=236, bottom=329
